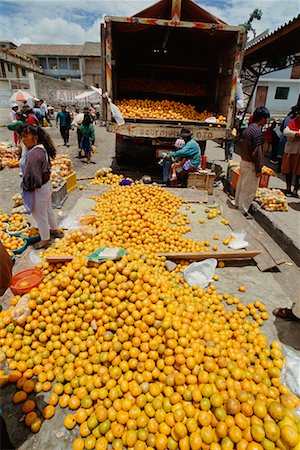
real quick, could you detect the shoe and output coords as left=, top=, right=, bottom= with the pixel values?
left=286, top=192, right=293, bottom=197
left=243, top=212, right=253, bottom=220
left=51, top=229, right=64, bottom=238
left=270, top=159, right=278, bottom=164
left=273, top=306, right=300, bottom=322
left=34, top=240, right=51, bottom=250
left=292, top=192, right=299, bottom=198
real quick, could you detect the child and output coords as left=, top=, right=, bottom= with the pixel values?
left=170, top=138, right=186, bottom=181
left=80, top=113, right=95, bottom=163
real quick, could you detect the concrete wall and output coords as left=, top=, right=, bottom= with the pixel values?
left=30, top=73, right=85, bottom=106
left=253, top=79, right=300, bottom=114
left=83, top=57, right=101, bottom=87
left=261, top=67, right=292, bottom=80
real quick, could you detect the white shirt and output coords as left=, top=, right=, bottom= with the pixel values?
left=72, top=113, right=84, bottom=128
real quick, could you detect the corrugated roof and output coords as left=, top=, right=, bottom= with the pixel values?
left=244, top=14, right=300, bottom=66
left=80, top=42, right=101, bottom=57
left=245, top=14, right=300, bottom=51
left=18, top=44, right=82, bottom=56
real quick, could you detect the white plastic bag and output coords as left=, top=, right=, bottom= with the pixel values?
left=281, top=344, right=300, bottom=398
left=11, top=294, right=31, bottom=324
left=228, top=229, right=249, bottom=250
left=29, top=250, right=43, bottom=265
left=183, top=259, right=217, bottom=288
left=109, top=100, right=125, bottom=125
left=236, top=79, right=244, bottom=111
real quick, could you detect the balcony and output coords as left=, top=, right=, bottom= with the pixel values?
left=43, top=68, right=81, bottom=78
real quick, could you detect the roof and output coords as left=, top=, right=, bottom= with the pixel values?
left=18, top=44, right=82, bottom=56
left=244, top=15, right=300, bottom=66
left=80, top=42, right=101, bottom=57
left=135, top=0, right=226, bottom=24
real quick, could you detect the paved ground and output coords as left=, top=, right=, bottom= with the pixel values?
left=0, top=123, right=300, bottom=449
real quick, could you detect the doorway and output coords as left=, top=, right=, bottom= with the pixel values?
left=255, top=86, right=268, bottom=108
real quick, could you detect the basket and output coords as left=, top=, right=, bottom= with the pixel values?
left=21, top=233, right=40, bottom=245
left=10, top=268, right=43, bottom=295
left=187, top=171, right=215, bottom=195
left=12, top=238, right=27, bottom=255
left=64, top=171, right=77, bottom=193
left=6, top=223, right=29, bottom=237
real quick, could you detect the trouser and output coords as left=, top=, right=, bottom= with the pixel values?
left=162, top=158, right=172, bottom=182
left=60, top=126, right=69, bottom=144
left=77, top=128, right=82, bottom=148
left=31, top=181, right=57, bottom=241
left=286, top=174, right=300, bottom=192
left=225, top=140, right=234, bottom=160
left=235, top=160, right=258, bottom=213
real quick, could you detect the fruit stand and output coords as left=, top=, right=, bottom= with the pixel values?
left=0, top=179, right=299, bottom=450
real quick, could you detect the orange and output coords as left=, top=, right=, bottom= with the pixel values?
left=22, top=399, right=36, bottom=414
left=25, top=411, right=38, bottom=427
left=43, top=405, right=55, bottom=419
left=64, top=414, right=76, bottom=430
left=73, top=437, right=85, bottom=450
left=13, top=390, right=27, bottom=404
left=31, top=417, right=42, bottom=433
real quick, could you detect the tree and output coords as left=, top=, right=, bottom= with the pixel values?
left=241, top=9, right=263, bottom=38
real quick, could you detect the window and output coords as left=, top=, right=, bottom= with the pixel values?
left=7, top=62, right=13, bottom=72
left=0, top=61, right=6, bottom=78
left=48, top=58, right=58, bottom=69
left=69, top=58, right=79, bottom=70
left=21, top=68, right=26, bottom=76
left=275, top=87, right=289, bottom=100
left=39, top=57, right=47, bottom=69
left=58, top=58, right=68, bottom=69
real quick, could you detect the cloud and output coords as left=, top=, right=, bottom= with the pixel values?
left=0, top=0, right=297, bottom=45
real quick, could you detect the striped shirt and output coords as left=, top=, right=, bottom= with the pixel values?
left=241, top=123, right=264, bottom=173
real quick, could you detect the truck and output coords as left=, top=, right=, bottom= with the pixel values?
left=101, top=0, right=245, bottom=165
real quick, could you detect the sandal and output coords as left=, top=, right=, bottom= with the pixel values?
left=34, top=240, right=51, bottom=250
left=51, top=230, right=64, bottom=238
left=272, top=307, right=300, bottom=322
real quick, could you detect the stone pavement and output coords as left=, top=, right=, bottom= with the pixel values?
left=205, top=140, right=300, bottom=266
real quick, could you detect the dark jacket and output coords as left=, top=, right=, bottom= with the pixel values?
left=23, top=146, right=51, bottom=191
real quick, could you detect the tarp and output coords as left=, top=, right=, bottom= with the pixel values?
left=135, top=0, right=227, bottom=24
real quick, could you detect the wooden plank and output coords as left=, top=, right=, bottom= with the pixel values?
left=157, top=250, right=261, bottom=261
left=164, top=188, right=208, bottom=203
left=215, top=192, right=277, bottom=271
left=46, top=256, right=74, bottom=263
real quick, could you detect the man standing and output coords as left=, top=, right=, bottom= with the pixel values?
left=72, top=108, right=85, bottom=157
left=56, top=105, right=72, bottom=146
left=40, top=99, right=51, bottom=126
left=9, top=103, right=19, bottom=122
left=235, top=106, right=270, bottom=218
left=33, top=100, right=43, bottom=125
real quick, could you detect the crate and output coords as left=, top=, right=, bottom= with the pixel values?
left=258, top=174, right=270, bottom=188
left=231, top=170, right=270, bottom=190
left=187, top=171, right=215, bottom=195
left=52, top=181, right=67, bottom=208
left=64, top=171, right=77, bottom=193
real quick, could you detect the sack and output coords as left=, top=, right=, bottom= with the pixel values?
left=228, top=229, right=249, bottom=250
left=109, top=100, right=125, bottom=126
left=183, top=160, right=191, bottom=171
left=183, top=259, right=217, bottom=288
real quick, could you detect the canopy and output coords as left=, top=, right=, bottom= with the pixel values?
left=10, top=90, right=34, bottom=103
left=74, top=91, right=96, bottom=100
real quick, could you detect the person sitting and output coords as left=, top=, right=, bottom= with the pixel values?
left=169, top=138, right=186, bottom=181
left=169, top=129, right=201, bottom=183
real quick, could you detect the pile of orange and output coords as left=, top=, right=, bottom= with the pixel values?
left=0, top=250, right=299, bottom=450
left=116, top=99, right=227, bottom=123
left=0, top=230, right=25, bottom=251
left=44, top=185, right=208, bottom=257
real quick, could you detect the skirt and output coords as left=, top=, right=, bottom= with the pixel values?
left=281, top=152, right=300, bottom=175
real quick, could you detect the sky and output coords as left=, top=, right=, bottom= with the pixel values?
left=0, top=0, right=297, bottom=46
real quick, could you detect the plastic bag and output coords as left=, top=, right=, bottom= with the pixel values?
left=11, top=294, right=31, bottom=324
left=281, top=344, right=300, bottom=398
left=236, top=79, right=244, bottom=111
left=29, top=250, right=43, bottom=265
left=183, top=259, right=217, bottom=288
left=88, top=247, right=127, bottom=263
left=109, top=100, right=125, bottom=126
left=228, top=229, right=249, bottom=250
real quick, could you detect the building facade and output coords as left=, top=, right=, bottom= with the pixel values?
left=0, top=41, right=43, bottom=109
left=253, top=65, right=300, bottom=115
left=18, top=42, right=101, bottom=88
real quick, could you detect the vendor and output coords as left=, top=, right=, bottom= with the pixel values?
left=169, top=138, right=186, bottom=181
left=169, top=129, right=201, bottom=181
left=235, top=106, right=270, bottom=218
left=0, top=242, right=13, bottom=298
left=17, top=124, right=63, bottom=249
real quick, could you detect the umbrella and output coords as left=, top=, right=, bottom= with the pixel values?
left=74, top=91, right=95, bottom=100
left=10, top=90, right=34, bottom=103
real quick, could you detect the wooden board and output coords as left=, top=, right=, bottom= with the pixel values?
left=157, top=250, right=261, bottom=261
left=46, top=256, right=74, bottom=263
left=215, top=192, right=278, bottom=271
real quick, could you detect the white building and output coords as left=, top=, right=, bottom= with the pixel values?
left=252, top=65, right=300, bottom=115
